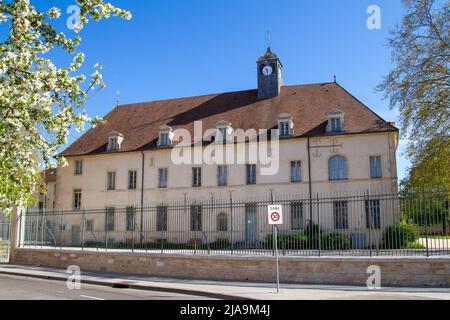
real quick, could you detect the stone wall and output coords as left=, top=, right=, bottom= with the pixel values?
left=11, top=248, right=450, bottom=287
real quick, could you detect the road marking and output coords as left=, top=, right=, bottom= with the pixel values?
left=80, top=295, right=105, bottom=300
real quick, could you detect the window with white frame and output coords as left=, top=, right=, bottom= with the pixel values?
left=329, top=156, right=347, bottom=181
left=126, top=206, right=136, bottom=231
left=192, top=167, right=202, bottom=187
left=74, top=160, right=83, bottom=175
left=218, top=166, right=227, bottom=186
left=334, top=201, right=348, bottom=230
left=215, top=121, right=232, bottom=144
left=107, top=172, right=116, bottom=190
left=107, top=132, right=124, bottom=152
left=246, top=164, right=257, bottom=185
left=191, top=205, right=202, bottom=231
left=158, top=125, right=173, bottom=147
left=277, top=114, right=293, bottom=137
left=128, top=170, right=137, bottom=189
left=105, top=207, right=115, bottom=231
left=73, top=189, right=82, bottom=210
left=326, top=110, right=345, bottom=133
left=158, top=168, right=168, bottom=188
left=370, top=156, right=382, bottom=179
left=291, top=202, right=303, bottom=230
left=156, top=206, right=168, bottom=231
left=291, top=161, right=302, bottom=182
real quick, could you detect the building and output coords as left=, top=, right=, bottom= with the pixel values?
left=33, top=48, right=399, bottom=248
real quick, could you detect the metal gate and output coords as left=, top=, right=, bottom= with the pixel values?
left=0, top=219, right=11, bottom=262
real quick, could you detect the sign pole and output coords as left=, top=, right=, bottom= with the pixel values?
left=274, top=225, right=280, bottom=293
left=268, top=204, right=283, bottom=294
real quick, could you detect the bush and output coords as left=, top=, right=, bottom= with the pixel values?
left=383, top=222, right=420, bottom=249
left=320, top=233, right=351, bottom=250
left=266, top=234, right=308, bottom=250
left=405, top=242, right=426, bottom=249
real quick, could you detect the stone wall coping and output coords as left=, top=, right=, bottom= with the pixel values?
left=14, top=248, right=450, bottom=263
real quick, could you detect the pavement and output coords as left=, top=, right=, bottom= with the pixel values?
left=1, top=263, right=450, bottom=300
left=0, top=273, right=215, bottom=300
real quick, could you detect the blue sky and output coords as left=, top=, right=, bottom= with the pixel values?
left=31, top=0, right=408, bottom=180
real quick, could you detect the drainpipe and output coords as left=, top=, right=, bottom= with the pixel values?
left=307, top=137, right=313, bottom=223
left=140, top=151, right=145, bottom=243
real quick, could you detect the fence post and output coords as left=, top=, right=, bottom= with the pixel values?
left=229, top=191, right=234, bottom=255
left=105, top=208, right=108, bottom=252
left=60, top=209, right=64, bottom=250
left=367, top=190, right=372, bottom=257
left=81, top=209, right=85, bottom=251
left=317, top=193, right=321, bottom=257
left=41, top=209, right=45, bottom=248
left=423, top=190, right=429, bottom=257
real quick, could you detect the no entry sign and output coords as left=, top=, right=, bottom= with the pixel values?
left=268, top=205, right=283, bottom=225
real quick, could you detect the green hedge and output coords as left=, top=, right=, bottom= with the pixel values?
left=320, top=233, right=351, bottom=250
left=383, top=222, right=420, bottom=249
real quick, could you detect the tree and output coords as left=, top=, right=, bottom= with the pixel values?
left=377, top=0, right=449, bottom=189
left=0, top=0, right=131, bottom=214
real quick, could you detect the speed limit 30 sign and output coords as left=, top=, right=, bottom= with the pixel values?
left=268, top=205, right=283, bottom=225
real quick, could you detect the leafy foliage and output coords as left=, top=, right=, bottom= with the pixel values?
left=377, top=0, right=450, bottom=189
left=383, top=222, right=420, bottom=249
left=0, top=0, right=131, bottom=214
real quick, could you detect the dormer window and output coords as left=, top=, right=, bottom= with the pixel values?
left=215, top=121, right=233, bottom=144
left=158, top=125, right=174, bottom=148
left=326, top=110, right=345, bottom=133
left=277, top=113, right=293, bottom=138
left=107, top=131, right=124, bottom=152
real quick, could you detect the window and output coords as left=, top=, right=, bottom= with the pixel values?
left=108, top=137, right=119, bottom=152
left=107, top=172, right=116, bottom=190
left=159, top=132, right=169, bottom=147
left=329, top=156, right=347, bottom=181
left=218, top=166, right=227, bottom=186
left=279, top=122, right=290, bottom=137
left=158, top=168, right=168, bottom=188
left=85, top=220, right=93, bottom=232
left=217, top=213, right=227, bottom=231
left=128, top=170, right=137, bottom=189
left=156, top=206, right=168, bottom=231
left=218, top=127, right=228, bottom=144
left=291, top=161, right=302, bottom=182
left=74, top=160, right=83, bottom=175
left=365, top=200, right=381, bottom=229
left=190, top=205, right=202, bottom=231
left=158, top=126, right=173, bottom=147
left=334, top=201, right=348, bottom=230
left=277, top=114, right=293, bottom=137
left=291, top=202, right=303, bottom=230
left=330, top=117, right=342, bottom=132
left=192, top=167, right=202, bottom=187
left=73, top=189, right=82, bottom=210
left=126, top=206, right=136, bottom=231
left=370, top=156, right=382, bottom=179
left=105, top=207, right=115, bottom=231
left=246, top=164, right=256, bottom=185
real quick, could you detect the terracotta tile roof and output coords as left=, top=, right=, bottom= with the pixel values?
left=43, top=168, right=57, bottom=182
left=60, top=83, right=397, bottom=157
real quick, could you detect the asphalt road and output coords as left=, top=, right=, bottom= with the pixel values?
left=0, top=274, right=215, bottom=300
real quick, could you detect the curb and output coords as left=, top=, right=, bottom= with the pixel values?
left=0, top=269, right=252, bottom=300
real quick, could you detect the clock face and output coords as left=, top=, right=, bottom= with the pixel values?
left=262, top=65, right=273, bottom=76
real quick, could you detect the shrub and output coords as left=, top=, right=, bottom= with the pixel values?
left=383, top=222, right=420, bottom=249
left=320, top=233, right=351, bottom=250
left=266, top=234, right=308, bottom=250
left=405, top=242, right=426, bottom=249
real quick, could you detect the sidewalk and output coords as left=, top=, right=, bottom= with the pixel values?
left=1, top=263, right=450, bottom=300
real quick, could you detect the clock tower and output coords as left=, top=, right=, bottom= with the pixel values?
left=257, top=47, right=283, bottom=100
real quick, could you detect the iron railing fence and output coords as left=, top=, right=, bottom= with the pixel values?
left=19, top=189, right=450, bottom=257
left=0, top=218, right=11, bottom=262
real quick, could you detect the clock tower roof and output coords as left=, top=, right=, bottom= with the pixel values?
left=257, top=47, right=279, bottom=62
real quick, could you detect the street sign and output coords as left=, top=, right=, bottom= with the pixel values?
left=268, top=205, right=283, bottom=225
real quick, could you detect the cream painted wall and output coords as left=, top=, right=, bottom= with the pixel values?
left=54, top=131, right=398, bottom=209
